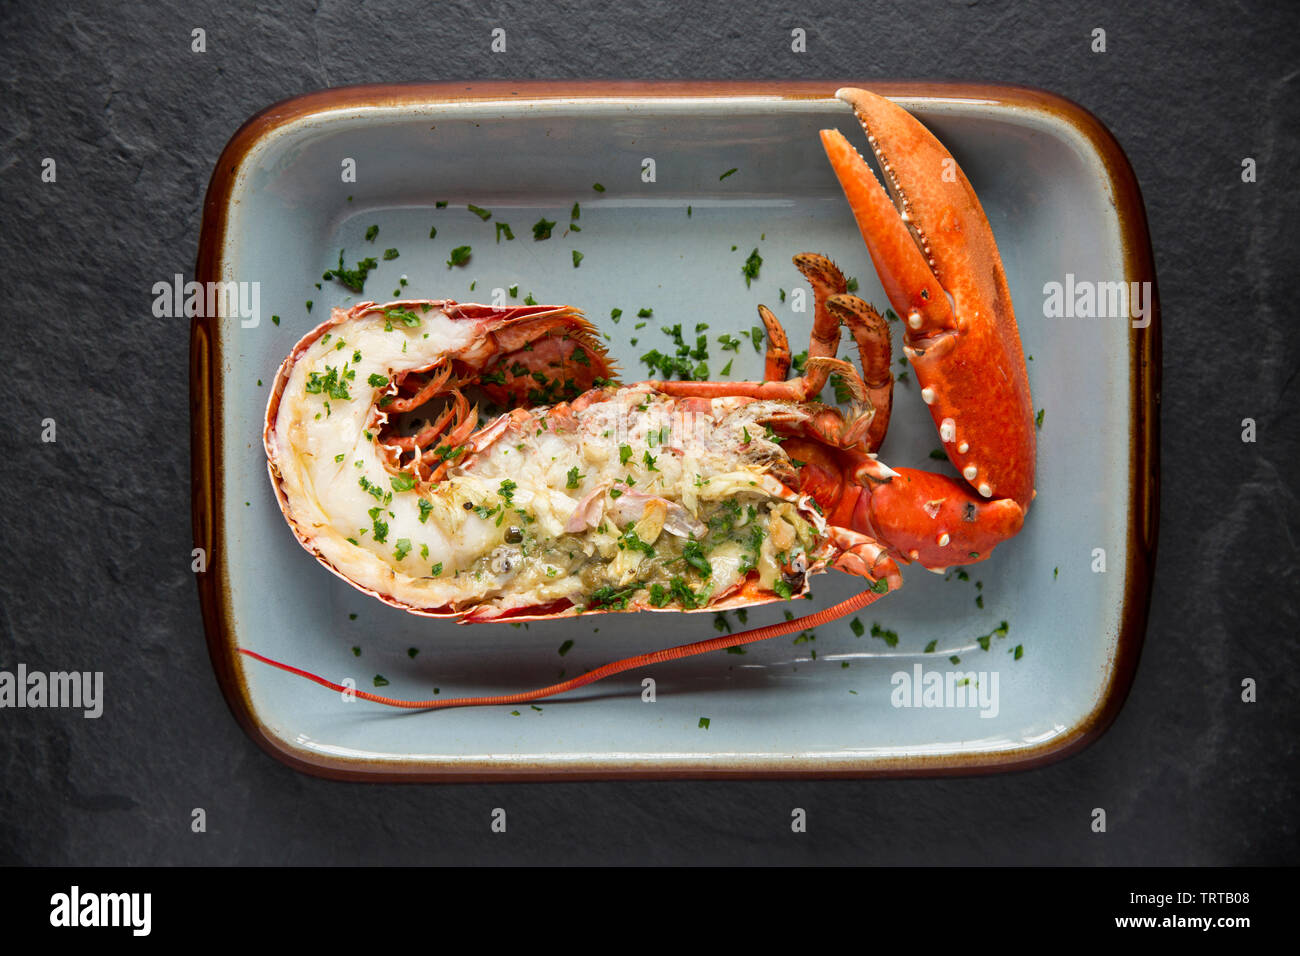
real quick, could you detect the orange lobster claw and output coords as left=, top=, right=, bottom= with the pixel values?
left=821, top=88, right=1036, bottom=568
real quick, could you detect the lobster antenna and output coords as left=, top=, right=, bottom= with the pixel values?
left=238, top=585, right=890, bottom=711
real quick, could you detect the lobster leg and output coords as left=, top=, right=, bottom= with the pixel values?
left=826, top=293, right=893, bottom=450
left=758, top=304, right=791, bottom=380
left=651, top=254, right=892, bottom=439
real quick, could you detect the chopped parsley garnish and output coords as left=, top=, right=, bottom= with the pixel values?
left=446, top=245, right=472, bottom=268
left=373, top=675, right=389, bottom=687
left=429, top=225, right=438, bottom=239
left=430, top=562, right=443, bottom=576
left=870, top=622, right=898, bottom=647
left=385, top=306, right=420, bottom=328
left=566, top=466, right=583, bottom=488
left=393, top=538, right=412, bottom=561
left=558, top=639, right=574, bottom=657
left=1036, top=408, right=1045, bottom=429
left=365, top=224, right=379, bottom=241
left=619, top=444, right=632, bottom=465
left=532, top=218, right=556, bottom=240
left=304, top=365, right=352, bottom=400
left=382, top=248, right=399, bottom=260
left=390, top=473, right=417, bottom=492
left=682, top=540, right=712, bottom=578
left=592, top=183, right=605, bottom=192
left=742, top=248, right=762, bottom=287
left=322, top=249, right=378, bottom=293
left=572, top=250, right=584, bottom=268
left=668, top=577, right=701, bottom=609
left=620, top=528, right=655, bottom=557
left=719, top=167, right=737, bottom=180
left=271, top=314, right=280, bottom=326
left=588, top=584, right=639, bottom=610
left=850, top=618, right=865, bottom=637
left=698, top=717, right=710, bottom=729
left=495, top=222, right=515, bottom=242
left=367, top=373, right=389, bottom=388
left=975, top=620, right=1010, bottom=651
left=570, top=202, right=580, bottom=220
left=467, top=204, right=492, bottom=221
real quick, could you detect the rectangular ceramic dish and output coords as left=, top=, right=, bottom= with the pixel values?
left=192, top=81, right=1159, bottom=780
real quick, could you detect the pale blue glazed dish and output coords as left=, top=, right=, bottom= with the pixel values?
left=192, top=83, right=1158, bottom=779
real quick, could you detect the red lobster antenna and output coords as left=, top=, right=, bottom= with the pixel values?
left=238, top=585, right=888, bottom=711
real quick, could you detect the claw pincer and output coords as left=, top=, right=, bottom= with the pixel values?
left=818, top=88, right=1036, bottom=571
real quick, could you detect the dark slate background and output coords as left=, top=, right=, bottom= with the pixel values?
left=1, top=0, right=1296, bottom=866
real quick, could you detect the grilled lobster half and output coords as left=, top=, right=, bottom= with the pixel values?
left=252, top=88, right=1036, bottom=707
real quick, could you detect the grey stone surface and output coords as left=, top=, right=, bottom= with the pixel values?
left=0, top=0, right=1296, bottom=865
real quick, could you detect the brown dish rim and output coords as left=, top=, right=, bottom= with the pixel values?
left=191, top=80, right=1159, bottom=782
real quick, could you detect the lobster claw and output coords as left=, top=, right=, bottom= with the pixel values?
left=821, top=88, right=1036, bottom=516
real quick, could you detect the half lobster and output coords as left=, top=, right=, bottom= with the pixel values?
left=250, top=88, right=1036, bottom=707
